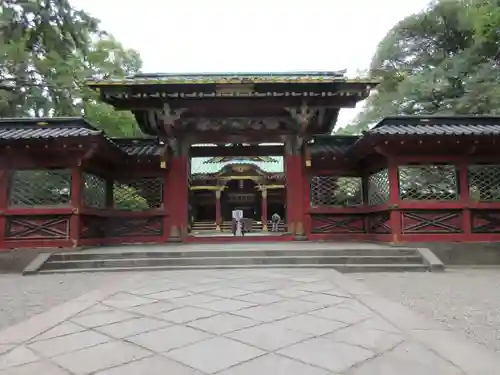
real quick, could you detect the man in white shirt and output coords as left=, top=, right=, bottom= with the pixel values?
left=271, top=213, right=281, bottom=232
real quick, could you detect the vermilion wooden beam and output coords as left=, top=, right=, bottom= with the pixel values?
left=113, top=97, right=359, bottom=111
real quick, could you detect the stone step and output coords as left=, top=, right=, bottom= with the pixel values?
left=191, top=221, right=286, bottom=229
left=26, top=245, right=443, bottom=275
left=36, top=263, right=429, bottom=274
left=41, top=255, right=424, bottom=270
left=48, top=248, right=421, bottom=261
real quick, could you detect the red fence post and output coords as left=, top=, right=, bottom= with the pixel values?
left=0, top=170, right=9, bottom=250
left=215, top=190, right=222, bottom=231
left=388, top=160, right=402, bottom=243
left=69, top=167, right=82, bottom=247
left=261, top=188, right=268, bottom=232
left=457, top=160, right=472, bottom=240
left=162, top=169, right=169, bottom=242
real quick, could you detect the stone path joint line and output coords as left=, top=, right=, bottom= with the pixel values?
left=0, top=269, right=499, bottom=374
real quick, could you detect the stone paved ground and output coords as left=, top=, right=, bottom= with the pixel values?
left=0, top=273, right=129, bottom=331
left=351, top=268, right=500, bottom=352
left=1, top=269, right=500, bottom=374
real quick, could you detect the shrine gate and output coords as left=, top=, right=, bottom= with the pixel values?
left=1, top=72, right=500, bottom=250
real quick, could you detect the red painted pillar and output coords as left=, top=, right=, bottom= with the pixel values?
left=261, top=188, right=268, bottom=232
left=69, top=167, right=83, bottom=247
left=285, top=149, right=306, bottom=240
left=285, top=153, right=297, bottom=234
left=215, top=190, right=222, bottom=231
left=162, top=168, right=169, bottom=242
left=303, top=167, right=311, bottom=237
left=0, top=170, right=10, bottom=249
left=388, top=160, right=402, bottom=243
left=166, top=155, right=189, bottom=241
left=458, top=160, right=471, bottom=239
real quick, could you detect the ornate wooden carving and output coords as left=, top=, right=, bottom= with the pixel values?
left=285, top=102, right=318, bottom=132
left=166, top=136, right=190, bottom=157
left=310, top=214, right=366, bottom=233
left=159, top=103, right=187, bottom=132
left=283, top=135, right=305, bottom=155
left=188, top=117, right=284, bottom=132
left=401, top=210, right=462, bottom=233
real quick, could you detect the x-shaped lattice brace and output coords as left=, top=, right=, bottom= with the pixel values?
left=81, top=218, right=106, bottom=238
left=402, top=212, right=461, bottom=233
left=312, top=215, right=365, bottom=233
left=368, top=213, right=391, bottom=233
left=8, top=218, right=69, bottom=238
left=471, top=211, right=500, bottom=233
left=108, top=218, right=162, bottom=237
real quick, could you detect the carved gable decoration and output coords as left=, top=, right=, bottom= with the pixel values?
left=217, top=163, right=266, bottom=178
left=231, top=165, right=251, bottom=173
left=190, top=118, right=284, bottom=132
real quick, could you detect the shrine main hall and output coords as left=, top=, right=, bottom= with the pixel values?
left=1, top=71, right=500, bottom=250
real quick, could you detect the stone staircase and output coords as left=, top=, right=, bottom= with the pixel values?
left=191, top=220, right=287, bottom=233
left=24, top=245, right=444, bottom=275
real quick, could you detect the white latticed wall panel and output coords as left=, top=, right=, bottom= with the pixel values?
left=368, top=169, right=389, bottom=205
left=310, top=176, right=363, bottom=207
left=399, top=165, right=458, bottom=201
left=83, top=173, right=106, bottom=208
left=114, top=177, right=163, bottom=210
left=468, top=165, right=500, bottom=202
left=9, top=169, right=71, bottom=207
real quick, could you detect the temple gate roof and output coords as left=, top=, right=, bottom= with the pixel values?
left=3, top=116, right=500, bottom=166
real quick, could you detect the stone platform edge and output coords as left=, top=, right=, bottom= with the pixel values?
left=415, top=247, right=445, bottom=272
left=1, top=270, right=499, bottom=374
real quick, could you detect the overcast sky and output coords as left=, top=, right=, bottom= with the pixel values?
left=71, top=0, right=429, bottom=127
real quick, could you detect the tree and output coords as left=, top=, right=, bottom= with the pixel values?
left=0, top=0, right=142, bottom=136
left=344, top=0, right=500, bottom=134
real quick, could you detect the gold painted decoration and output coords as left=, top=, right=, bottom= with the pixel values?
left=232, top=165, right=251, bottom=173
left=190, top=186, right=224, bottom=190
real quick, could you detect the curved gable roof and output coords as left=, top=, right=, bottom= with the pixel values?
left=191, top=157, right=283, bottom=175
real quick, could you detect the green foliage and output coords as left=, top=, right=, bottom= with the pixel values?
left=345, top=0, right=500, bottom=134
left=9, top=169, right=72, bottom=206
left=0, top=0, right=143, bottom=136
left=113, top=185, right=149, bottom=210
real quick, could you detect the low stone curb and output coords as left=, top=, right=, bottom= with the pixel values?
left=416, top=247, right=445, bottom=272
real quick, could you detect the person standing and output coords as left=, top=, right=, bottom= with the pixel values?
left=271, top=212, right=281, bottom=232
left=231, top=216, right=238, bottom=236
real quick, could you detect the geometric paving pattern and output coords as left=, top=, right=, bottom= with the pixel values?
left=0, top=268, right=498, bottom=374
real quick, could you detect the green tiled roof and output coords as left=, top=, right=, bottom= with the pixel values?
left=191, top=157, right=284, bottom=175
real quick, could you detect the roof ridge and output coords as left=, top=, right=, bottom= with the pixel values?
left=0, top=117, right=100, bottom=130
left=127, top=70, right=348, bottom=79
